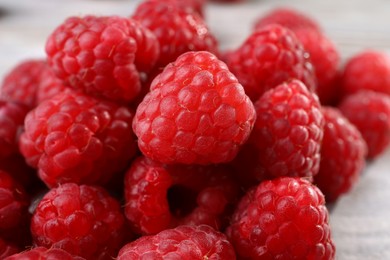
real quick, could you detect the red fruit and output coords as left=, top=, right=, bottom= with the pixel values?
left=117, top=225, right=236, bottom=259
left=36, top=67, right=67, bottom=104
left=0, top=59, right=47, bottom=108
left=124, top=156, right=239, bottom=235
left=0, top=239, right=19, bottom=259
left=31, top=183, right=126, bottom=259
left=315, top=107, right=367, bottom=202
left=4, top=246, right=84, bottom=260
left=226, top=24, right=316, bottom=101
left=238, top=80, right=324, bottom=181
left=226, top=177, right=335, bottom=259
left=19, top=91, right=137, bottom=187
left=341, top=50, right=390, bottom=97
left=148, top=0, right=205, bottom=16
left=0, top=100, right=29, bottom=159
left=339, top=90, right=390, bottom=159
left=254, top=7, right=321, bottom=33
left=294, top=29, right=341, bottom=105
left=133, top=1, right=218, bottom=68
left=133, top=51, right=256, bottom=164
left=45, top=15, right=159, bottom=103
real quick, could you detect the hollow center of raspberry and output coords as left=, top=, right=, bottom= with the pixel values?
left=167, top=185, right=198, bottom=218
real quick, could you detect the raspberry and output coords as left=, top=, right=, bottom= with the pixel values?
left=341, top=50, right=390, bottom=96
left=4, top=247, right=85, bottom=260
left=314, top=107, right=367, bottom=202
left=19, top=91, right=137, bottom=187
left=132, top=1, right=218, bottom=68
left=133, top=51, right=256, bottom=164
left=0, top=239, right=19, bottom=260
left=36, top=67, right=67, bottom=104
left=31, top=183, right=126, bottom=259
left=226, top=24, right=316, bottom=101
left=124, top=156, right=239, bottom=235
left=339, top=90, right=390, bottom=159
left=254, top=7, right=321, bottom=33
left=226, top=177, right=335, bottom=259
left=294, top=29, right=341, bottom=105
left=0, top=59, right=47, bottom=108
left=150, top=0, right=205, bottom=16
left=0, top=100, right=29, bottom=159
left=117, top=225, right=235, bottom=259
left=237, top=80, right=324, bottom=181
left=45, top=15, right=159, bottom=103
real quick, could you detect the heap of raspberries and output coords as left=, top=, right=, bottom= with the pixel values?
left=0, top=1, right=389, bottom=259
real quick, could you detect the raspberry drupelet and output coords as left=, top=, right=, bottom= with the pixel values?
left=339, top=90, right=390, bottom=159
left=0, top=100, right=29, bottom=159
left=133, top=51, right=256, bottom=164
left=31, top=183, right=126, bottom=259
left=45, top=15, right=159, bottom=103
left=19, top=91, right=137, bottom=187
left=132, top=0, right=218, bottom=68
left=226, top=24, right=316, bottom=101
left=0, top=59, right=47, bottom=108
left=235, top=80, right=324, bottom=182
left=226, top=177, right=335, bottom=259
left=124, top=156, right=239, bottom=235
left=117, top=225, right=236, bottom=259
left=36, top=66, right=68, bottom=104
left=314, top=107, right=367, bottom=202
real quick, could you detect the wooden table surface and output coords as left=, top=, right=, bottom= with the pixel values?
left=0, top=0, right=389, bottom=259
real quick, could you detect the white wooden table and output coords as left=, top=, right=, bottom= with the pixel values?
left=0, top=0, right=389, bottom=259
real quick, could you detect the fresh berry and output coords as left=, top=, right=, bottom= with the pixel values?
left=0, top=239, right=19, bottom=259
left=314, top=107, right=367, bottom=202
left=0, top=59, right=47, bottom=108
left=5, top=247, right=85, bottom=260
left=294, top=29, right=341, bottom=105
left=19, top=91, right=137, bottom=187
left=45, top=15, right=159, bottom=103
left=341, top=50, right=390, bottom=97
left=339, top=90, right=390, bottom=159
left=0, top=100, right=29, bottom=159
left=124, top=156, right=239, bottom=235
left=133, top=51, right=256, bottom=164
left=226, top=24, right=316, bottom=101
left=36, top=67, right=67, bottom=104
left=132, top=1, right=218, bottom=68
left=226, top=177, right=335, bottom=259
left=31, top=183, right=126, bottom=259
left=236, top=80, right=324, bottom=181
left=117, top=225, right=236, bottom=259
left=149, top=0, right=205, bottom=16
left=254, top=7, right=321, bottom=33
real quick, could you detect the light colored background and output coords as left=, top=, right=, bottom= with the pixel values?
left=0, top=0, right=389, bottom=259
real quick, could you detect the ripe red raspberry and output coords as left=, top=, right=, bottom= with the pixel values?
left=36, top=67, right=67, bottom=104
left=254, top=7, right=321, bottom=33
left=19, top=91, right=137, bottom=187
left=132, top=1, right=218, bottom=68
left=0, top=100, right=29, bottom=159
left=339, top=90, right=390, bottom=159
left=4, top=247, right=85, bottom=260
left=237, top=80, right=324, bottom=181
left=45, top=15, right=159, bottom=103
left=133, top=51, right=256, bottom=164
left=149, top=0, right=205, bottom=16
left=0, top=59, right=47, bottom=108
left=0, top=239, right=19, bottom=260
left=226, top=24, right=316, bottom=101
left=226, top=177, right=335, bottom=259
left=294, top=29, right=341, bottom=105
left=341, top=50, right=390, bottom=97
left=31, top=183, right=126, bottom=259
left=314, top=107, right=367, bottom=202
left=117, top=225, right=236, bottom=259
left=124, top=156, right=239, bottom=235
